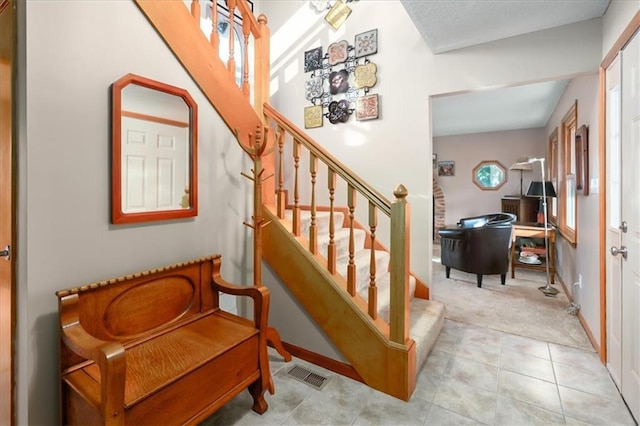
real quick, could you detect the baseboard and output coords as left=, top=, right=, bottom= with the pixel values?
left=273, top=341, right=364, bottom=383
left=557, top=275, right=601, bottom=355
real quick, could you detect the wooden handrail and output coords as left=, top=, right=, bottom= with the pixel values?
left=235, top=0, right=261, bottom=38
left=264, top=103, right=392, bottom=217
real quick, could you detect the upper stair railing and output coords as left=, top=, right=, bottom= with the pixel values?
left=135, top=0, right=426, bottom=347
left=263, top=104, right=421, bottom=345
left=134, top=0, right=270, bottom=152
left=187, top=0, right=270, bottom=122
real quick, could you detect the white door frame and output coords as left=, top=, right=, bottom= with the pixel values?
left=600, top=10, right=640, bottom=424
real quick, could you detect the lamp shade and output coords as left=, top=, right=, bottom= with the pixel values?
left=526, top=181, right=557, bottom=198
left=510, top=158, right=533, bottom=171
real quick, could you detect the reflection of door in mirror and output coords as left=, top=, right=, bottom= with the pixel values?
left=121, top=85, right=189, bottom=213
left=111, top=74, right=198, bottom=224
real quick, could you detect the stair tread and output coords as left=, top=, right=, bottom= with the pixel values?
left=408, top=299, right=445, bottom=372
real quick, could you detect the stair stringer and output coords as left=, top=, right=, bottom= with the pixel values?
left=263, top=205, right=417, bottom=401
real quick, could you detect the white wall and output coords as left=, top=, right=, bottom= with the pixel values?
left=602, top=0, right=640, bottom=57
left=544, top=73, right=600, bottom=345
left=260, top=0, right=603, bottom=359
left=434, top=128, right=546, bottom=225
left=17, top=1, right=252, bottom=424
left=265, top=1, right=602, bottom=283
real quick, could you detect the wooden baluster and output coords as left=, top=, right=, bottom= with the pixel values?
left=368, top=201, right=378, bottom=319
left=190, top=0, right=200, bottom=20
left=210, top=0, right=219, bottom=54
left=241, top=15, right=251, bottom=97
left=390, top=184, right=410, bottom=344
left=347, top=185, right=356, bottom=296
left=276, top=126, right=286, bottom=219
left=327, top=169, right=337, bottom=274
left=227, top=0, right=237, bottom=80
left=292, top=138, right=301, bottom=236
left=254, top=14, right=270, bottom=121
left=309, top=153, right=318, bottom=254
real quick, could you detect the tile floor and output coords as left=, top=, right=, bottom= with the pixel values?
left=202, top=320, right=637, bottom=426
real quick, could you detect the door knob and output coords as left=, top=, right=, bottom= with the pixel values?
left=610, top=245, right=628, bottom=259
left=619, top=221, right=628, bottom=233
left=0, top=245, right=9, bottom=261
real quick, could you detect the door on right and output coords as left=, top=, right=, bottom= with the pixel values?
left=606, top=28, right=640, bottom=424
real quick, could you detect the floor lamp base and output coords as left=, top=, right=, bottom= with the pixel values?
left=538, top=285, right=559, bottom=297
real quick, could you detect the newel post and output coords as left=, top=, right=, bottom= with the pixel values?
left=389, top=184, right=410, bottom=344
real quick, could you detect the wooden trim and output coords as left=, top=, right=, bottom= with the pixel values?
left=601, top=10, right=640, bottom=69
left=598, top=9, right=640, bottom=365
left=559, top=100, right=577, bottom=245
left=598, top=67, right=607, bottom=364
left=0, top=1, right=15, bottom=424
left=277, top=341, right=364, bottom=383
left=558, top=277, right=599, bottom=354
left=121, top=110, right=189, bottom=128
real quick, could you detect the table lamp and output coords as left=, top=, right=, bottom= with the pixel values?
left=510, top=159, right=533, bottom=196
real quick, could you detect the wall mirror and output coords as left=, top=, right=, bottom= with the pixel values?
left=111, top=73, right=198, bottom=224
left=472, top=160, right=506, bottom=190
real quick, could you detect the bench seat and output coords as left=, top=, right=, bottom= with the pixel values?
left=57, top=255, right=271, bottom=425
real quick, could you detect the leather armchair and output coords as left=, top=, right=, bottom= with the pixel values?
left=438, top=213, right=516, bottom=287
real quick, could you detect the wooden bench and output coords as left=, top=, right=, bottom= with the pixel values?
left=56, top=254, right=271, bottom=425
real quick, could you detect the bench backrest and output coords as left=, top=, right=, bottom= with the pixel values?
left=56, top=255, right=219, bottom=347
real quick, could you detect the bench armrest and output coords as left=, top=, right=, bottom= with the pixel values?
left=211, top=256, right=270, bottom=331
left=59, top=294, right=126, bottom=424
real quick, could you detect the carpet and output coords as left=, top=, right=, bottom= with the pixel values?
left=430, top=260, right=594, bottom=352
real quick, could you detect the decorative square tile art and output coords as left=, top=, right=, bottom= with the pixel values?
left=327, top=40, right=349, bottom=65
left=304, top=105, right=323, bottom=129
left=305, top=77, right=324, bottom=101
left=355, top=94, right=379, bottom=121
left=304, top=47, right=323, bottom=73
left=354, top=62, right=377, bottom=89
left=355, top=29, right=378, bottom=58
left=324, top=0, right=351, bottom=30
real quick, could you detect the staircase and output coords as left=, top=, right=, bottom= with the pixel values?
left=283, top=208, right=444, bottom=368
left=133, top=0, right=444, bottom=401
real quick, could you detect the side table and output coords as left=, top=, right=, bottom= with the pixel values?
left=511, top=222, right=556, bottom=283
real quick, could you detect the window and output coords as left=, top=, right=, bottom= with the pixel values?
left=559, top=101, right=577, bottom=244
left=472, top=161, right=507, bottom=190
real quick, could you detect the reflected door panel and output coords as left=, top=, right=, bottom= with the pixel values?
left=122, top=118, right=188, bottom=213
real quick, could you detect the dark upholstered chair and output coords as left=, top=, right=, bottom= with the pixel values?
left=438, top=213, right=516, bottom=287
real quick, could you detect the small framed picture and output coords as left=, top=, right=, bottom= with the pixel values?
left=355, top=28, right=378, bottom=58
left=355, top=94, right=379, bottom=121
left=304, top=105, right=323, bottom=129
left=438, top=161, right=455, bottom=176
left=304, top=46, right=323, bottom=73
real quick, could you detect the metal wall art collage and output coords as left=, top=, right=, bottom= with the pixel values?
left=303, top=28, right=379, bottom=128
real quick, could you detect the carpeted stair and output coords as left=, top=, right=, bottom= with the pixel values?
left=285, top=208, right=445, bottom=372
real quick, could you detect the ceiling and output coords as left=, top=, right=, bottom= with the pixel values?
left=399, top=0, right=610, bottom=137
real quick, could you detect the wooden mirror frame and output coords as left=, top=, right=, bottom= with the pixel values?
left=111, top=73, right=198, bottom=224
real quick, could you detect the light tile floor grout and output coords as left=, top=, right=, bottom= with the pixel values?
left=202, top=320, right=637, bottom=426
left=202, top=243, right=636, bottom=425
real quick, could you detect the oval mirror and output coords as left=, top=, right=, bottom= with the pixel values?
left=111, top=74, right=198, bottom=224
left=473, top=160, right=507, bottom=190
